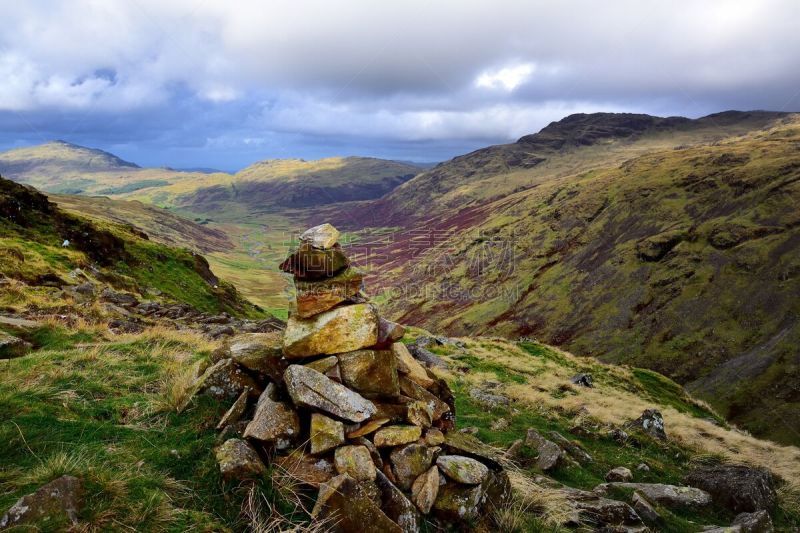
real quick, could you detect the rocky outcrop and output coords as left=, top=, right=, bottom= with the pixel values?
left=684, top=464, right=776, bottom=513
left=596, top=482, right=712, bottom=510
left=0, top=476, right=83, bottom=529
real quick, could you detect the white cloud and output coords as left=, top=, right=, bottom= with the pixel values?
left=476, top=63, right=535, bottom=91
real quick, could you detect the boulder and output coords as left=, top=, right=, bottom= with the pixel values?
left=312, top=474, right=402, bottom=533
left=733, top=510, right=774, bottom=533
left=684, top=464, right=776, bottom=513
left=294, top=267, right=364, bottom=318
left=570, top=373, right=593, bottom=387
left=436, top=455, right=489, bottom=485
left=0, top=331, right=31, bottom=359
left=406, top=400, right=433, bottom=428
left=374, top=425, right=422, bottom=447
left=334, top=445, right=377, bottom=481
left=632, top=491, right=660, bottom=523
left=525, top=429, right=564, bottom=471
left=0, top=475, right=83, bottom=529
left=432, top=481, right=485, bottom=522
left=310, top=413, right=345, bottom=454
left=273, top=451, right=335, bottom=488
left=300, top=223, right=340, bottom=249
left=194, top=358, right=260, bottom=402
left=411, top=465, right=439, bottom=514
left=243, top=395, right=300, bottom=449
left=624, top=409, right=667, bottom=440
left=561, top=487, right=642, bottom=528
left=283, top=303, right=378, bottom=358
left=216, top=388, right=250, bottom=430
left=606, top=467, right=634, bottom=482
left=375, top=318, right=406, bottom=348
left=338, top=349, right=400, bottom=398
left=549, top=431, right=593, bottom=464
left=375, top=470, right=421, bottom=533
left=398, top=377, right=451, bottom=423
left=284, top=364, right=376, bottom=423
left=279, top=242, right=349, bottom=280
left=227, top=332, right=287, bottom=381
left=215, top=439, right=266, bottom=480
left=392, top=343, right=435, bottom=389
left=390, top=443, right=439, bottom=490
left=597, top=483, right=711, bottom=510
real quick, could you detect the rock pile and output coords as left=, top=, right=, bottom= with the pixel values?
left=207, top=223, right=508, bottom=531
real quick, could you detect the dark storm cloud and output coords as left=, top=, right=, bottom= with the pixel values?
left=1, top=0, right=798, bottom=167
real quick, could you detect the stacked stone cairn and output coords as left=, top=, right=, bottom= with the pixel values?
left=205, top=223, right=510, bottom=532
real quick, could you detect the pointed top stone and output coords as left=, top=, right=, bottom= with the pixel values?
left=300, top=223, right=340, bottom=249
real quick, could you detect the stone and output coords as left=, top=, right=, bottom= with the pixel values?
left=561, top=487, right=642, bottom=528
left=227, top=332, right=287, bottom=381
left=374, top=318, right=406, bottom=348
left=442, top=432, right=505, bottom=471
left=0, top=475, right=83, bottom=529
left=597, top=483, right=712, bottom=510
left=375, top=470, right=421, bottom=533
left=334, top=445, right=377, bottom=481
left=424, top=428, right=445, bottom=446
left=549, top=431, right=593, bottom=464
left=279, top=242, right=349, bottom=280
left=346, top=418, right=391, bottom=439
left=637, top=463, right=650, bottom=472
left=624, top=409, right=667, bottom=440
left=352, top=437, right=384, bottom=469
left=390, top=443, right=439, bottom=490
left=406, top=340, right=447, bottom=369
left=338, top=349, right=400, bottom=397
left=215, top=439, right=266, bottom=480
left=283, top=303, right=378, bottom=358
left=406, top=400, right=433, bottom=428
left=243, top=395, right=300, bottom=449
left=0, top=331, right=31, bottom=359
left=606, top=466, right=634, bottom=482
left=284, top=364, right=376, bottom=422
left=392, top=343, right=435, bottom=389
left=570, top=373, right=594, bottom=387
left=399, top=376, right=450, bottom=422
left=632, top=491, right=660, bottom=523
left=436, top=455, right=489, bottom=485
left=300, top=223, right=340, bottom=249
left=525, top=429, right=563, bottom=471
left=490, top=418, right=509, bottom=431
left=411, top=465, right=439, bottom=514
left=733, top=510, right=773, bottom=533
left=216, top=388, right=250, bottom=430
left=100, top=287, right=138, bottom=307
left=194, top=358, right=260, bottom=402
left=305, top=355, right=338, bottom=374
left=294, top=267, right=364, bottom=318
left=432, top=481, right=485, bottom=522
left=610, top=428, right=630, bottom=444
left=273, top=451, right=335, bottom=488
left=312, top=474, right=402, bottom=533
left=310, top=413, right=345, bottom=454
left=372, top=402, right=410, bottom=423
left=469, top=386, right=510, bottom=408
left=374, top=425, right=423, bottom=447
left=684, top=464, right=776, bottom=513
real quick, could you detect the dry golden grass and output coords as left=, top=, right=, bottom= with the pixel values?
left=436, top=337, right=800, bottom=482
left=492, top=468, right=573, bottom=531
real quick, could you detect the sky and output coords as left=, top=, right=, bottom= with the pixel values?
left=1, top=0, right=799, bottom=170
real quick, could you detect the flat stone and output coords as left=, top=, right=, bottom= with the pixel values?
left=390, top=443, right=438, bottom=490
left=334, top=445, right=377, bottom=481
left=283, top=303, right=378, bottom=358
left=392, top=343, right=435, bottom=388
left=295, top=268, right=364, bottom=318
left=411, top=465, right=439, bottom=514
left=436, top=455, right=489, bottom=485
left=273, top=451, right=335, bottom=488
left=300, top=223, right=340, bottom=249
left=215, top=439, right=266, bottom=480
left=525, top=429, right=564, bottom=471
left=216, top=388, right=250, bottom=430
left=284, top=364, right=376, bottom=423
left=312, top=474, right=402, bottom=533
left=338, top=349, right=400, bottom=398
left=310, top=413, right=345, bottom=454
left=0, top=331, right=31, bottom=359
left=606, top=466, right=633, bottom=482
left=0, top=475, right=83, bottom=529
left=598, top=482, right=712, bottom=510
left=375, top=470, right=421, bottom=533
left=305, top=355, right=338, bottom=374
left=346, top=418, right=391, bottom=439
left=684, top=464, right=776, bottom=513
left=193, top=358, right=260, bottom=403
left=632, top=491, right=660, bottom=523
left=243, top=395, right=300, bottom=449
left=407, top=400, right=433, bottom=428
left=374, top=425, right=423, bottom=447
left=227, top=332, right=287, bottom=381
left=549, top=431, right=593, bottom=464
left=279, top=242, right=349, bottom=280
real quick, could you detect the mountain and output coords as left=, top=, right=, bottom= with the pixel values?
left=319, top=111, right=800, bottom=444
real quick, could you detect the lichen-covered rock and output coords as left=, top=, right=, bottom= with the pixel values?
left=216, top=388, right=250, bottom=430
left=392, top=343, right=434, bottom=389
left=279, top=242, right=349, bottom=280
left=549, top=431, right=593, bottom=464
left=374, top=318, right=406, bottom=348
left=684, top=464, right=776, bottom=513
left=597, top=482, right=712, bottom=510
left=215, top=439, right=266, bottom=480
left=432, top=481, right=485, bottom=522
left=632, top=491, right=660, bottom=523
left=411, top=465, right=439, bottom=514
left=424, top=428, right=446, bottom=446
left=561, top=487, right=642, bottom=528
left=243, top=394, right=300, bottom=449
left=0, top=475, right=83, bottom=529
left=390, top=443, right=439, bottom=490
left=525, top=429, right=564, bottom=471
left=305, top=355, right=338, bottom=374
left=283, top=303, right=378, bottom=358
left=334, top=445, right=377, bottom=481
left=347, top=417, right=391, bottom=439
left=310, top=413, right=345, bottom=454
left=436, top=455, right=489, bottom=485
left=227, top=332, right=287, bottom=381
left=273, top=451, right=335, bottom=488
left=0, top=331, right=31, bottom=359
left=338, top=349, right=400, bottom=397
left=442, top=432, right=505, bottom=471
left=406, top=400, right=433, bottom=428
left=312, top=474, right=403, bottom=533
left=194, top=358, right=260, bottom=402
left=295, top=267, right=364, bottom=318
left=732, top=510, right=774, bottom=532
left=606, top=466, right=634, bottom=482
left=375, top=470, right=421, bottom=533
left=300, top=223, right=340, bottom=249
left=625, top=409, right=667, bottom=440
left=284, top=364, right=376, bottom=422
left=399, top=376, right=451, bottom=423
left=374, top=425, right=422, bottom=447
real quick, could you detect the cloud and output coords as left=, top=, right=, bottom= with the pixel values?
left=0, top=0, right=798, bottom=166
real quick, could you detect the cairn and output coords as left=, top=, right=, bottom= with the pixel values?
left=203, top=223, right=509, bottom=532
